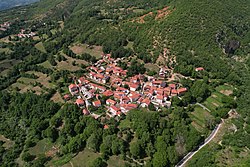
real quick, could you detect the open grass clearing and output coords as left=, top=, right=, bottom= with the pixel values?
left=144, top=63, right=160, bottom=72
left=0, top=47, right=11, bottom=53
left=56, top=54, right=88, bottom=71
left=70, top=43, right=103, bottom=59
left=0, top=135, right=14, bottom=149
left=124, top=41, right=134, bottom=50
left=38, top=60, right=54, bottom=69
left=62, top=148, right=100, bottom=167
left=35, top=41, right=47, bottom=53
left=107, top=155, right=128, bottom=167
left=0, top=59, right=20, bottom=68
left=203, top=91, right=226, bottom=111
left=29, top=138, right=54, bottom=156
left=51, top=92, right=64, bottom=103
left=189, top=106, right=214, bottom=133
left=215, top=84, right=234, bottom=96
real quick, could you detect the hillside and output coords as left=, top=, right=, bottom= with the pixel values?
left=0, top=0, right=250, bottom=166
left=0, top=0, right=39, bottom=11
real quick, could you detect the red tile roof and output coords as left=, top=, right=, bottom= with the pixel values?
left=142, top=98, right=151, bottom=105
left=82, top=109, right=90, bottom=115
left=177, top=88, right=187, bottom=94
left=156, top=95, right=164, bottom=100
left=171, top=89, right=178, bottom=94
left=106, top=99, right=116, bottom=105
left=103, top=90, right=114, bottom=96
left=195, top=67, right=204, bottom=71
left=76, top=99, right=84, bottom=105
left=104, top=125, right=109, bottom=129
left=110, top=105, right=120, bottom=112
left=69, top=84, right=77, bottom=89
left=93, top=100, right=101, bottom=107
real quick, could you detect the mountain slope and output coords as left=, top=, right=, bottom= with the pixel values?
left=0, top=0, right=250, bottom=167
left=0, top=0, right=39, bottom=11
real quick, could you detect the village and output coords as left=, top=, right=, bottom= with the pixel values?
left=64, top=53, right=204, bottom=120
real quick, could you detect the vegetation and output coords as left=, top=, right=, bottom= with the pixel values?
left=0, top=0, right=249, bottom=166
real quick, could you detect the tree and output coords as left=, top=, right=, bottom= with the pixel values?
left=153, top=151, right=169, bottom=167
left=87, top=133, right=101, bottom=152
left=22, top=152, right=35, bottom=162
left=130, top=141, right=142, bottom=158
left=89, top=157, right=107, bottom=167
left=45, top=127, right=58, bottom=142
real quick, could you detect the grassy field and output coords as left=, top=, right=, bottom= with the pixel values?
left=9, top=71, right=55, bottom=94
left=35, top=42, right=47, bottom=53
left=56, top=54, right=88, bottom=71
left=70, top=43, right=103, bottom=59
left=51, top=92, right=64, bottom=103
left=189, top=106, right=214, bottom=133
left=62, top=149, right=100, bottom=167
left=124, top=41, right=134, bottom=50
left=29, top=138, right=54, bottom=156
left=203, top=92, right=225, bottom=110
left=0, top=135, right=14, bottom=149
left=144, top=63, right=160, bottom=72
left=215, top=84, right=234, bottom=96
left=38, top=60, right=54, bottom=69
left=0, top=47, right=11, bottom=53
left=0, top=59, right=21, bottom=76
left=107, top=155, right=127, bottom=167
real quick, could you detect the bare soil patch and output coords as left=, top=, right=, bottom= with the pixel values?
left=220, top=90, right=233, bottom=96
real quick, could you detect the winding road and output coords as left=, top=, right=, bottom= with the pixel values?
left=175, top=120, right=223, bottom=167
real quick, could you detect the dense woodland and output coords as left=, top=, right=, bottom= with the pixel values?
left=0, top=0, right=250, bottom=166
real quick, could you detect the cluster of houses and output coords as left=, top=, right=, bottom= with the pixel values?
left=0, top=22, right=11, bottom=31
left=16, top=29, right=36, bottom=38
left=65, top=53, right=190, bottom=119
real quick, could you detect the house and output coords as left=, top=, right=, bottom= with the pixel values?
left=141, top=98, right=151, bottom=107
left=152, top=80, right=162, bottom=87
left=104, top=125, right=109, bottom=129
left=128, top=92, right=141, bottom=102
left=109, top=105, right=120, bottom=116
left=120, top=96, right=130, bottom=104
left=116, top=87, right=129, bottom=94
left=120, top=104, right=138, bottom=113
left=69, top=84, right=78, bottom=95
left=95, top=85, right=106, bottom=92
left=76, top=99, right=85, bottom=107
left=171, top=89, right=178, bottom=96
left=93, top=100, right=101, bottom=107
left=82, top=109, right=90, bottom=115
left=90, top=72, right=96, bottom=79
left=114, top=91, right=126, bottom=99
left=156, top=95, right=164, bottom=104
left=177, top=88, right=187, bottom=95
left=63, top=94, right=70, bottom=101
left=169, top=83, right=176, bottom=89
left=129, top=83, right=139, bottom=91
left=102, top=90, right=114, bottom=97
left=78, top=77, right=85, bottom=84
left=195, top=67, right=204, bottom=72
left=102, top=76, right=110, bottom=84
left=106, top=99, right=116, bottom=106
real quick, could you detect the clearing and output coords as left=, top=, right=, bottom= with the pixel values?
left=62, top=148, right=100, bottom=167
left=35, top=42, right=47, bottom=53
left=0, top=135, right=14, bottom=149
left=70, top=43, right=103, bottom=59
left=189, top=106, right=214, bottom=133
